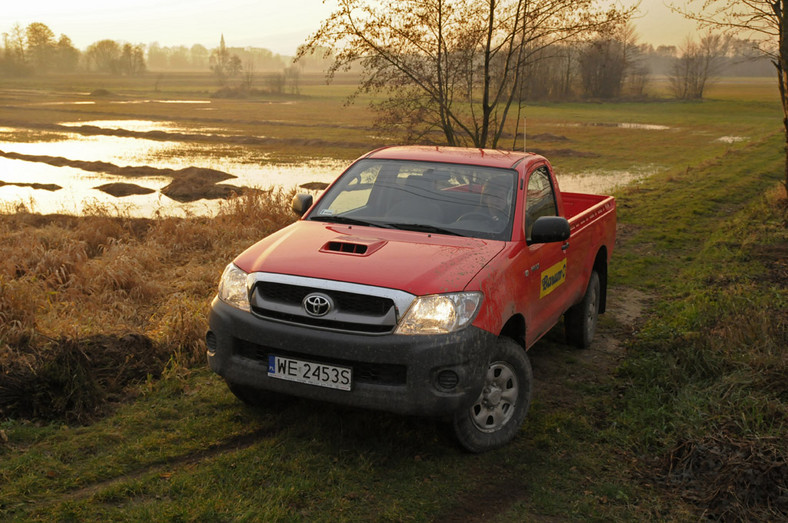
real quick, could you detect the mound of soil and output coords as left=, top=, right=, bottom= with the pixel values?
left=299, top=182, right=330, bottom=191
left=0, top=180, right=61, bottom=191
left=160, top=166, right=242, bottom=202
left=0, top=334, right=168, bottom=423
left=94, top=182, right=156, bottom=197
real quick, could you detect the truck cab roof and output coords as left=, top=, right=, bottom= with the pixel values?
left=363, top=145, right=543, bottom=171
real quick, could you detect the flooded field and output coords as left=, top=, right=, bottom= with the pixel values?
left=0, top=114, right=672, bottom=217
left=0, top=117, right=661, bottom=216
left=0, top=74, right=773, bottom=217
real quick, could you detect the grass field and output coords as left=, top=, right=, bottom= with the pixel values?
left=0, top=72, right=785, bottom=521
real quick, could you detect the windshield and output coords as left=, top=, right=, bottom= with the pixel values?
left=307, top=159, right=517, bottom=241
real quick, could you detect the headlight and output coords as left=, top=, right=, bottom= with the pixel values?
left=396, top=292, right=482, bottom=335
left=218, top=263, right=251, bottom=312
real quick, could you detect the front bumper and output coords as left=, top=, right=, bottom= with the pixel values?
left=206, top=297, right=495, bottom=417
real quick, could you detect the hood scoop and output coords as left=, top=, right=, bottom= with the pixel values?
left=320, top=237, right=387, bottom=257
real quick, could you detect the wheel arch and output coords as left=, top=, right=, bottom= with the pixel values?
left=499, top=313, right=526, bottom=349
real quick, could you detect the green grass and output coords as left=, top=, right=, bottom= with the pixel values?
left=0, top=73, right=785, bottom=521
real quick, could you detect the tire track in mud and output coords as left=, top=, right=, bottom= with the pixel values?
left=34, top=426, right=280, bottom=510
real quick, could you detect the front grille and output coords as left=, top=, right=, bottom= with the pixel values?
left=251, top=281, right=397, bottom=334
left=257, top=282, right=391, bottom=316
left=235, top=340, right=407, bottom=386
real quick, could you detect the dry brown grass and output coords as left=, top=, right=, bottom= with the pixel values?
left=0, top=188, right=297, bottom=421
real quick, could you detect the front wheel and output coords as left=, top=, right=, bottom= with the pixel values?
left=452, top=337, right=533, bottom=453
left=564, top=270, right=600, bottom=349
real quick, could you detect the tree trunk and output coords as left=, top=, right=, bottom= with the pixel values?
left=780, top=0, right=788, bottom=191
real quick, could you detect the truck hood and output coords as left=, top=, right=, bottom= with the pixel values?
left=233, top=221, right=506, bottom=295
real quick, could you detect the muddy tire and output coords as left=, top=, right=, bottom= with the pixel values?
left=452, top=337, right=532, bottom=453
left=565, top=271, right=600, bottom=349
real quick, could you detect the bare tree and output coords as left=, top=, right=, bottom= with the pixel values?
left=265, top=72, right=285, bottom=94
left=86, top=40, right=121, bottom=73
left=299, top=0, right=634, bottom=148
left=517, top=43, right=579, bottom=101
left=1, top=24, right=30, bottom=75
left=580, top=37, right=628, bottom=98
left=54, top=35, right=80, bottom=72
left=25, top=22, right=55, bottom=72
left=242, top=59, right=255, bottom=90
left=119, top=43, right=146, bottom=76
left=672, top=0, right=788, bottom=189
left=227, top=55, right=243, bottom=78
left=284, top=65, right=301, bottom=94
left=668, top=32, right=728, bottom=99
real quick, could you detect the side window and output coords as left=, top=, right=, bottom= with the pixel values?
left=525, top=166, right=558, bottom=241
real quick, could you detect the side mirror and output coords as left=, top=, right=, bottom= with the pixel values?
left=529, top=216, right=570, bottom=244
left=291, top=193, right=314, bottom=216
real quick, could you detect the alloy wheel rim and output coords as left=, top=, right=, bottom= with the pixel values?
left=470, top=361, right=519, bottom=433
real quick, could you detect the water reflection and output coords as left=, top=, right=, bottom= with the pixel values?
left=59, top=119, right=233, bottom=135
left=35, top=100, right=210, bottom=106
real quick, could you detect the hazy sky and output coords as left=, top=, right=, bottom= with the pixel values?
left=5, top=0, right=700, bottom=56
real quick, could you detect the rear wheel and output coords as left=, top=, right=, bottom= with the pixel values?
left=452, top=337, right=532, bottom=453
left=565, top=270, right=600, bottom=349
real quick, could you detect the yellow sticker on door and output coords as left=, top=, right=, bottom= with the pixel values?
left=540, top=259, right=567, bottom=298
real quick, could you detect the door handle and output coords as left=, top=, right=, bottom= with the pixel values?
left=561, top=242, right=570, bottom=251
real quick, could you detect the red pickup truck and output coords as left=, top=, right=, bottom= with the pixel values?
left=207, top=146, right=616, bottom=452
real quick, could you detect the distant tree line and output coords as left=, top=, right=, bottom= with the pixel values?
left=516, top=28, right=770, bottom=102
left=0, top=22, right=322, bottom=88
left=1, top=19, right=770, bottom=104
left=0, top=22, right=146, bottom=76
left=2, top=23, right=80, bottom=75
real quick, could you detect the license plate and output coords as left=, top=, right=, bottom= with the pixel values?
left=267, top=355, right=352, bottom=391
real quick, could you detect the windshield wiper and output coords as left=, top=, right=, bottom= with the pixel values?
left=310, top=215, right=391, bottom=228
left=386, top=222, right=464, bottom=236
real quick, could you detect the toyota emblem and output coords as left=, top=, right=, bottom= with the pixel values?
left=303, top=293, right=333, bottom=317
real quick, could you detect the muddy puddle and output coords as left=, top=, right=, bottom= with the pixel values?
left=553, top=122, right=672, bottom=131
left=716, top=136, right=748, bottom=144
left=0, top=119, right=653, bottom=217
left=557, top=166, right=659, bottom=194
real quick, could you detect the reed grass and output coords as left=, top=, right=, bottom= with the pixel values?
left=0, top=188, right=297, bottom=421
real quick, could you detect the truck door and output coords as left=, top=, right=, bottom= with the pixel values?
left=521, top=166, right=571, bottom=345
